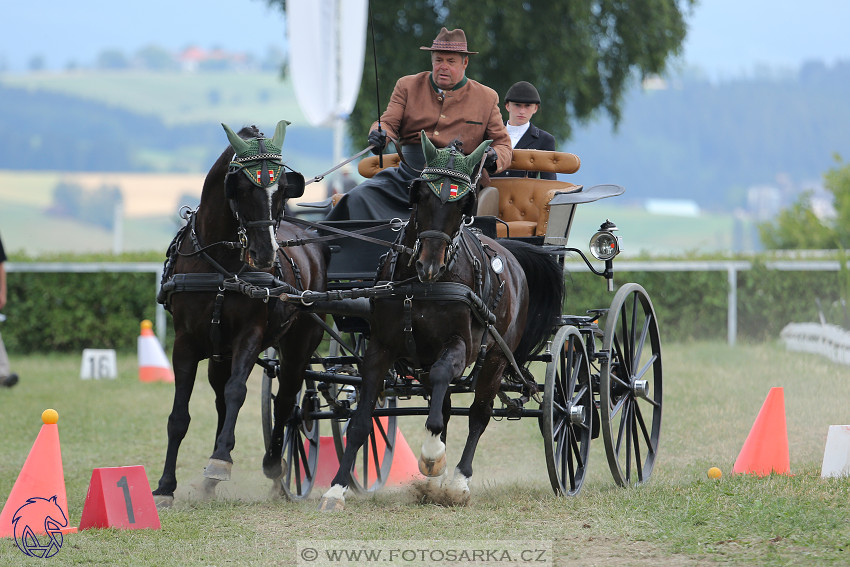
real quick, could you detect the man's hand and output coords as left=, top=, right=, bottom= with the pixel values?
left=368, top=129, right=387, bottom=155
left=483, top=147, right=498, bottom=173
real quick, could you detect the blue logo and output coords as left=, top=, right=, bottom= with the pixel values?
left=11, top=496, right=67, bottom=558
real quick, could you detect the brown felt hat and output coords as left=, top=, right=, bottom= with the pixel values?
left=420, top=27, right=477, bottom=55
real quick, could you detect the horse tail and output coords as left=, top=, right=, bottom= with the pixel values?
left=499, top=239, right=565, bottom=367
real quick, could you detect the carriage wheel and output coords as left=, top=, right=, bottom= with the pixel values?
left=261, top=353, right=320, bottom=500
left=540, top=325, right=593, bottom=496
left=599, top=283, right=662, bottom=487
left=327, top=327, right=398, bottom=494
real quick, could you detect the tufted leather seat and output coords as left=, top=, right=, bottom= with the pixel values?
left=358, top=149, right=582, bottom=238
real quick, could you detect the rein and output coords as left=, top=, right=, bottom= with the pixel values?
left=279, top=216, right=416, bottom=256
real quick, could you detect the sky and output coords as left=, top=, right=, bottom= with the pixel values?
left=1, top=0, right=849, bottom=77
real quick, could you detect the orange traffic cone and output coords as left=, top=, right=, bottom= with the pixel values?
left=312, top=436, right=341, bottom=488
left=312, top=422, right=423, bottom=488
left=137, top=320, right=174, bottom=383
left=385, top=426, right=423, bottom=486
left=732, top=387, right=791, bottom=476
left=0, top=409, right=77, bottom=539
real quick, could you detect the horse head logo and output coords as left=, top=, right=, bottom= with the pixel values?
left=12, top=496, right=68, bottom=558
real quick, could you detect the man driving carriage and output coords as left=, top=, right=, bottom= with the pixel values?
left=325, top=27, right=512, bottom=221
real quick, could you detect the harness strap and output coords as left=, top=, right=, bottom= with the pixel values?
left=403, top=295, right=418, bottom=364
left=211, top=290, right=226, bottom=362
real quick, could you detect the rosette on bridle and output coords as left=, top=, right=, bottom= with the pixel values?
left=222, top=120, right=288, bottom=189
left=418, top=130, right=492, bottom=204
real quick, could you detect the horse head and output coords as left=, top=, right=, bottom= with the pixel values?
left=408, top=130, right=491, bottom=282
left=221, top=120, right=304, bottom=269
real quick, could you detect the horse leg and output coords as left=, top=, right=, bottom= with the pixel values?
left=264, top=316, right=322, bottom=486
left=196, top=358, right=231, bottom=499
left=446, top=355, right=506, bottom=501
left=204, top=333, right=264, bottom=484
left=152, top=339, right=199, bottom=508
left=318, top=343, right=393, bottom=512
left=419, top=337, right=466, bottom=478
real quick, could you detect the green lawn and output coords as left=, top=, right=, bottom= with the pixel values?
left=1, top=342, right=848, bottom=565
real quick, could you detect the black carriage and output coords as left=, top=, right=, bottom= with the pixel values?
left=260, top=148, right=662, bottom=501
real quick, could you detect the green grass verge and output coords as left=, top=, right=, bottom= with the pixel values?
left=0, top=342, right=848, bottom=565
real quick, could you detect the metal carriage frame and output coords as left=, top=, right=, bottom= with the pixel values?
left=260, top=151, right=663, bottom=500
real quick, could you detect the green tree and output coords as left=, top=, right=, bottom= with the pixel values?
left=758, top=156, right=848, bottom=250
left=269, top=0, right=693, bottom=144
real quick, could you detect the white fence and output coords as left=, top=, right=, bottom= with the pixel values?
left=6, top=259, right=850, bottom=347
left=780, top=323, right=850, bottom=365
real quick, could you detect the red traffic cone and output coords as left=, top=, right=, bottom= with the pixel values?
left=732, top=387, right=791, bottom=476
left=137, top=320, right=174, bottom=383
left=0, top=409, right=77, bottom=538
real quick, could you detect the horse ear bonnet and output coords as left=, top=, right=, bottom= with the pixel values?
left=418, top=130, right=492, bottom=204
left=222, top=121, right=290, bottom=190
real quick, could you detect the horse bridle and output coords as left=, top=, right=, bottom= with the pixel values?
left=225, top=137, right=287, bottom=260
left=408, top=145, right=487, bottom=269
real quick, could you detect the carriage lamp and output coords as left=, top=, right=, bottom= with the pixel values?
left=589, top=220, right=622, bottom=261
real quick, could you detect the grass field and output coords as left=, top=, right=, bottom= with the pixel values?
left=1, top=341, right=849, bottom=565
left=0, top=71, right=306, bottom=128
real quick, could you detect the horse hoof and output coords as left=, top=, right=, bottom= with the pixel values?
left=318, top=485, right=346, bottom=511
left=263, top=456, right=284, bottom=480
left=197, top=477, right=220, bottom=500
left=444, top=470, right=471, bottom=505
left=318, top=496, right=345, bottom=512
left=418, top=453, right=447, bottom=477
left=153, top=494, right=174, bottom=509
left=204, top=458, right=232, bottom=481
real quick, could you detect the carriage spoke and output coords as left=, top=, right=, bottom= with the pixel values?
left=610, top=390, right=628, bottom=419
left=634, top=401, right=656, bottom=457
left=373, top=416, right=394, bottom=452
left=633, top=315, right=651, bottom=366
left=624, top=403, right=633, bottom=484
left=632, top=407, right=645, bottom=483
left=569, top=426, right=585, bottom=471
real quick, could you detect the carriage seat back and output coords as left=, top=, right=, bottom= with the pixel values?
left=489, top=178, right=580, bottom=238
left=489, top=150, right=581, bottom=238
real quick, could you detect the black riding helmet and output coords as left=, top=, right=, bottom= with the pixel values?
left=505, top=81, right=541, bottom=104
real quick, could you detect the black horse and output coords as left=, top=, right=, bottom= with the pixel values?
left=318, top=132, right=564, bottom=510
left=153, top=121, right=328, bottom=507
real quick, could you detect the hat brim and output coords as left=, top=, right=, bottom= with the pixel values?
left=420, top=46, right=477, bottom=55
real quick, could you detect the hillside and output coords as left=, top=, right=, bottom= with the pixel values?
left=2, top=64, right=848, bottom=216
left=0, top=65, right=847, bottom=255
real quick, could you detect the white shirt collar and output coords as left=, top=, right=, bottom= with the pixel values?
left=505, top=121, right=531, bottom=148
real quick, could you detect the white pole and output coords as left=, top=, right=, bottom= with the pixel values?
left=330, top=0, right=344, bottom=198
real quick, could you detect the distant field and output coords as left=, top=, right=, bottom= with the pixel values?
left=0, top=70, right=307, bottom=128
left=0, top=170, right=332, bottom=255
left=0, top=167, right=739, bottom=255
